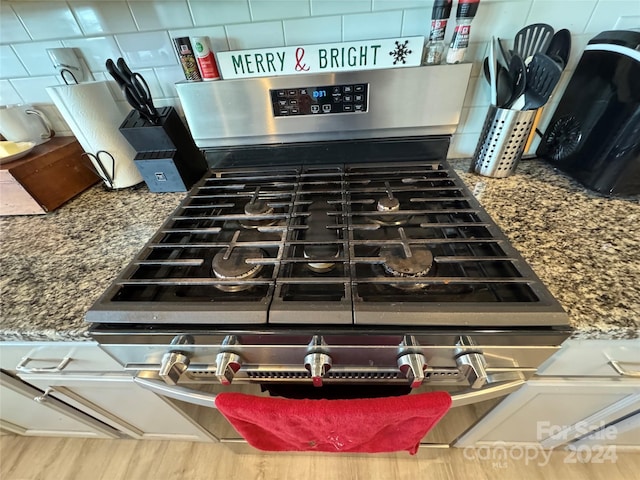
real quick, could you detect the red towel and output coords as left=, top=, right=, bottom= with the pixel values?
left=215, top=391, right=452, bottom=455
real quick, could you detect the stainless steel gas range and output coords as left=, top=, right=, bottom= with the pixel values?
left=87, top=66, right=571, bottom=448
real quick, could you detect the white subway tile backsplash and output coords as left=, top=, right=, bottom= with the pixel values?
left=62, top=36, right=123, bottom=72
left=585, top=1, right=640, bottom=33
left=448, top=133, right=480, bottom=159
left=458, top=106, right=490, bottom=134
left=129, top=1, right=194, bottom=31
left=343, top=11, right=403, bottom=41
left=373, top=1, right=430, bottom=11
left=35, top=103, right=72, bottom=136
left=12, top=2, right=83, bottom=41
left=70, top=1, right=137, bottom=35
left=249, top=0, right=311, bottom=21
left=0, top=80, right=23, bottom=105
left=0, top=0, right=635, bottom=158
left=133, top=68, right=163, bottom=100
left=459, top=41, right=488, bottom=77
left=311, top=0, right=372, bottom=16
left=0, top=6, right=31, bottom=44
left=189, top=0, right=251, bottom=26
left=12, top=40, right=64, bottom=77
left=154, top=65, right=186, bottom=97
left=526, top=1, right=598, bottom=33
left=464, top=75, right=491, bottom=108
left=284, top=15, right=342, bottom=45
left=116, top=31, right=176, bottom=68
left=614, top=16, right=640, bottom=30
left=400, top=8, right=430, bottom=37
left=471, top=2, right=531, bottom=43
left=0, top=46, right=27, bottom=79
left=226, top=21, right=285, bottom=49
left=168, top=26, right=229, bottom=52
left=12, top=75, right=62, bottom=104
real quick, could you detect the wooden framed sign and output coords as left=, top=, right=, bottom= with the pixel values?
left=216, top=37, right=424, bottom=79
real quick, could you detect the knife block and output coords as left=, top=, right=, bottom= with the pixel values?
left=119, top=106, right=207, bottom=192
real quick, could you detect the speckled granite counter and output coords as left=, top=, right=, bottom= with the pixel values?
left=1, top=159, right=638, bottom=342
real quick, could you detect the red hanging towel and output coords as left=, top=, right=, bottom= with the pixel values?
left=215, top=391, right=452, bottom=455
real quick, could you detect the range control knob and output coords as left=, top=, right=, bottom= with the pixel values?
left=397, top=336, right=427, bottom=388
left=159, top=335, right=194, bottom=385
left=159, top=352, right=190, bottom=385
left=215, top=335, right=242, bottom=385
left=455, top=336, right=488, bottom=389
left=304, top=336, right=332, bottom=387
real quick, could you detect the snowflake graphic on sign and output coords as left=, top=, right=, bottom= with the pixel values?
left=389, top=40, right=413, bottom=65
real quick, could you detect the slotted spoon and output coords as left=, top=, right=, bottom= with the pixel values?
left=514, top=23, right=554, bottom=63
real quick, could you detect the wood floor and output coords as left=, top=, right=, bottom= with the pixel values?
left=1, top=435, right=639, bottom=480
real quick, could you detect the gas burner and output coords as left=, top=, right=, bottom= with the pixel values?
left=240, top=188, right=277, bottom=229
left=380, top=244, right=433, bottom=277
left=372, top=182, right=407, bottom=226
left=304, top=246, right=339, bottom=273
left=212, top=247, right=264, bottom=292
left=302, top=200, right=340, bottom=273
left=380, top=244, right=434, bottom=290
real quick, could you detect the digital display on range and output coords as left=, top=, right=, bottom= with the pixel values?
left=270, top=83, right=368, bottom=117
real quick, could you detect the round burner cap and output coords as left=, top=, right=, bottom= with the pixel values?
left=244, top=200, right=273, bottom=216
left=212, top=248, right=264, bottom=280
left=380, top=244, right=433, bottom=277
left=377, top=197, right=400, bottom=212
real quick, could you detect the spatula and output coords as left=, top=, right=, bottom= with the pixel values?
left=512, top=52, right=563, bottom=110
left=513, top=23, right=554, bottom=63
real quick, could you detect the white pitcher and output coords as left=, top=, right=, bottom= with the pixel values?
left=0, top=104, right=54, bottom=145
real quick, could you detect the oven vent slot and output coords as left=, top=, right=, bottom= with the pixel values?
left=244, top=370, right=402, bottom=380
left=328, top=371, right=400, bottom=380
left=247, top=371, right=310, bottom=379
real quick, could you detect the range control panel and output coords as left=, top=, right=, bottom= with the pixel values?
left=270, top=83, right=368, bottom=117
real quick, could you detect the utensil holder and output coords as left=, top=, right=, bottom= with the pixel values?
left=471, top=106, right=537, bottom=178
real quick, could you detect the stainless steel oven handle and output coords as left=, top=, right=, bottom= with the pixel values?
left=134, top=373, right=525, bottom=410
left=133, top=377, right=218, bottom=408
left=450, top=374, right=525, bottom=408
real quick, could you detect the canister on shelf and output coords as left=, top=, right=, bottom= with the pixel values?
left=446, top=0, right=481, bottom=64
left=191, top=36, right=220, bottom=81
left=173, top=37, right=202, bottom=81
left=423, top=0, right=453, bottom=65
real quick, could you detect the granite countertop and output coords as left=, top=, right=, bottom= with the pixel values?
left=1, top=158, right=639, bottom=342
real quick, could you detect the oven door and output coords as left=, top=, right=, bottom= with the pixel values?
left=133, top=371, right=524, bottom=449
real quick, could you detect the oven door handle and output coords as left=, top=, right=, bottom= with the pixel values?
left=134, top=373, right=525, bottom=409
left=134, top=377, right=218, bottom=408
left=450, top=373, right=525, bottom=408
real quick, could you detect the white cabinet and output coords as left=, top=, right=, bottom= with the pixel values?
left=21, top=373, right=216, bottom=441
left=0, top=341, right=215, bottom=441
left=457, top=378, right=640, bottom=447
left=456, top=338, right=640, bottom=448
left=0, top=371, right=118, bottom=438
left=537, top=339, right=640, bottom=377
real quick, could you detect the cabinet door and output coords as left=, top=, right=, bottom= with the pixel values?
left=572, top=409, right=640, bottom=448
left=456, top=379, right=640, bottom=447
left=0, top=372, right=117, bottom=438
left=0, top=341, right=122, bottom=373
left=22, top=374, right=216, bottom=442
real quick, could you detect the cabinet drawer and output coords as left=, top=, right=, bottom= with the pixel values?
left=0, top=342, right=122, bottom=374
left=537, top=339, right=640, bottom=377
